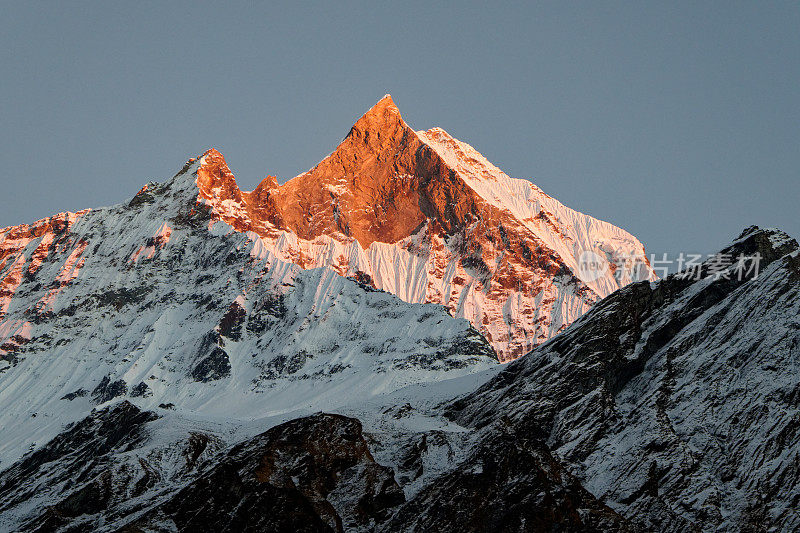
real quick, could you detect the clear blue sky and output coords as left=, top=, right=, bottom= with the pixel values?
left=2, top=2, right=798, bottom=260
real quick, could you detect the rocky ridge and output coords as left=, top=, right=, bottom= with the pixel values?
left=448, top=226, right=800, bottom=530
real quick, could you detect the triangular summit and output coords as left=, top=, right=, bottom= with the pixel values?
left=190, top=97, right=654, bottom=360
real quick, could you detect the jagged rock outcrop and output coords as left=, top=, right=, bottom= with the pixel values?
left=448, top=227, right=800, bottom=531
left=131, top=413, right=405, bottom=533
left=0, top=402, right=162, bottom=532
left=383, top=431, right=633, bottom=532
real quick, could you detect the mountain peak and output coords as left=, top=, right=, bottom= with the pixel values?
left=348, top=94, right=404, bottom=140
left=185, top=97, right=653, bottom=360
left=195, top=148, right=241, bottom=203
left=372, top=93, right=399, bottom=114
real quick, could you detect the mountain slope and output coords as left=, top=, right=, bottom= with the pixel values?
left=381, top=428, right=633, bottom=532
left=0, top=404, right=403, bottom=532
left=4, top=225, right=795, bottom=531
left=448, top=226, right=800, bottom=530
left=193, top=95, right=654, bottom=360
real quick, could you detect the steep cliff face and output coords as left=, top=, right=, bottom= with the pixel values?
left=448, top=227, right=800, bottom=531
left=194, top=95, right=654, bottom=360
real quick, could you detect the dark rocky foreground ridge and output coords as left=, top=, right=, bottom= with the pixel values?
left=0, top=403, right=629, bottom=532
left=0, top=226, right=797, bottom=532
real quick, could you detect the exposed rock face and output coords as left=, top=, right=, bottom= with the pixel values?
left=133, top=413, right=405, bottom=532
left=0, top=211, right=89, bottom=366
left=448, top=227, right=800, bottom=531
left=0, top=211, right=89, bottom=318
left=190, top=346, right=232, bottom=382
left=0, top=402, right=160, bottom=532
left=0, top=403, right=629, bottom=533
left=194, top=95, right=654, bottom=360
left=383, top=431, right=632, bottom=532
left=92, top=376, right=128, bottom=404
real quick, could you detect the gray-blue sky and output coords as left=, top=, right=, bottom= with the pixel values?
left=2, top=2, right=798, bottom=261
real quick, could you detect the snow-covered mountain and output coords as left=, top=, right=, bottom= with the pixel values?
left=193, top=95, right=654, bottom=360
left=0, top=97, right=651, bottom=374
left=6, top=95, right=793, bottom=531
left=0, top=155, right=497, bottom=475
left=2, top=223, right=793, bottom=532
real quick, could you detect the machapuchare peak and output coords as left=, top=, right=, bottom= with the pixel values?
left=187, top=95, right=654, bottom=360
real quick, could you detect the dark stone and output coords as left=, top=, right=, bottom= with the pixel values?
left=191, top=347, right=231, bottom=382
left=262, top=351, right=309, bottom=379
left=350, top=271, right=379, bottom=291
left=183, top=432, right=212, bottom=471
left=0, top=402, right=158, bottom=527
left=219, top=301, right=246, bottom=340
left=246, top=293, right=288, bottom=335
left=460, top=253, right=491, bottom=279
left=131, top=413, right=405, bottom=532
left=95, top=286, right=151, bottom=311
left=60, top=388, right=89, bottom=401
left=91, top=376, right=128, bottom=404
left=53, top=469, right=113, bottom=518
left=382, top=432, right=632, bottom=532
left=128, top=189, right=155, bottom=208
left=129, top=381, right=151, bottom=398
